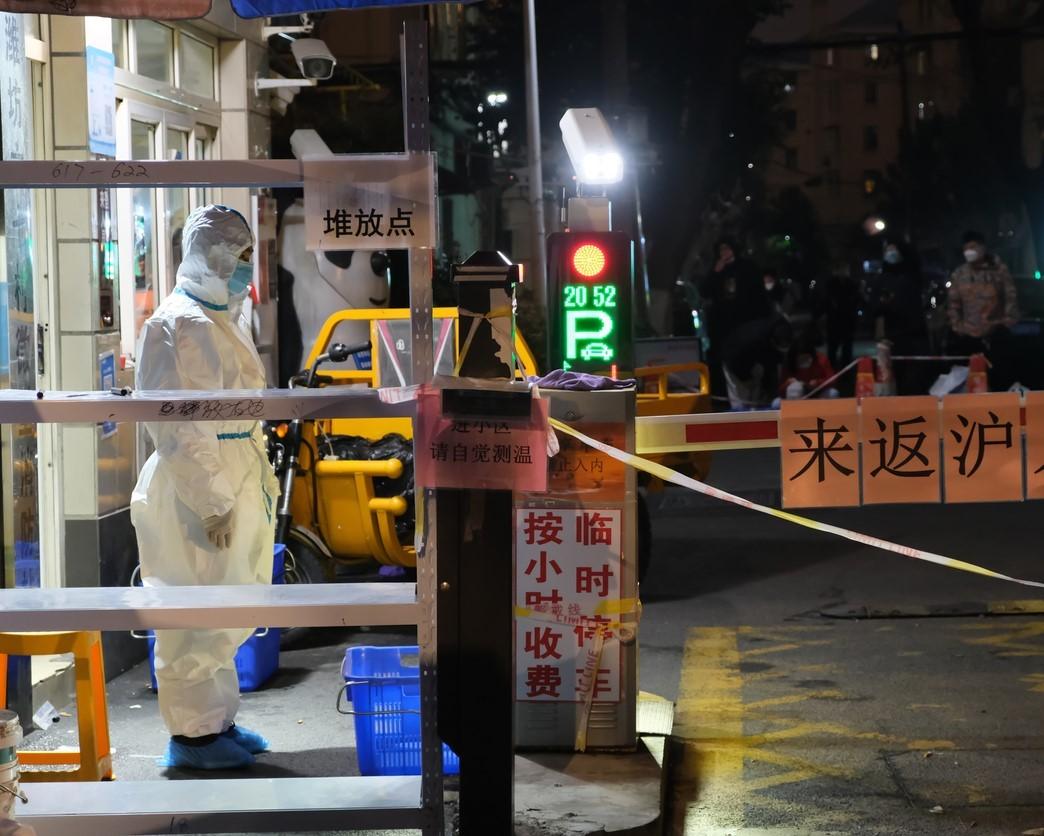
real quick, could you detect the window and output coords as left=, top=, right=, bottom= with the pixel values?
left=863, top=169, right=880, bottom=196
left=865, top=82, right=877, bottom=104
left=823, top=126, right=840, bottom=156
left=130, top=120, right=158, bottom=338
left=783, top=108, right=797, bottom=131
left=133, top=20, right=174, bottom=85
left=868, top=43, right=880, bottom=63
left=864, top=125, right=878, bottom=151
left=112, top=19, right=127, bottom=69
left=826, top=169, right=841, bottom=197
left=785, top=147, right=798, bottom=170
left=916, top=47, right=930, bottom=76
left=192, top=127, right=215, bottom=207
left=166, top=130, right=190, bottom=276
left=124, top=23, right=217, bottom=101
left=825, top=80, right=840, bottom=115
left=825, top=48, right=834, bottom=67
left=177, top=34, right=215, bottom=99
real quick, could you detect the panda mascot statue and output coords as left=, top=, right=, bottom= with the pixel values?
left=277, top=198, right=390, bottom=383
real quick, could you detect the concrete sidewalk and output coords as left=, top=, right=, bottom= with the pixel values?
left=17, top=625, right=664, bottom=835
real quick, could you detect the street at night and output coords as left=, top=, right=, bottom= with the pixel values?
left=5, top=1, right=1044, bottom=835
left=644, top=449, right=1044, bottom=834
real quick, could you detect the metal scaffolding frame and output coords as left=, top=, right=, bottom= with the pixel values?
left=0, top=156, right=444, bottom=834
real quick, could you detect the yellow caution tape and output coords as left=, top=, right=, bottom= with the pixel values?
left=515, top=597, right=641, bottom=750
left=595, top=597, right=639, bottom=617
left=550, top=418, right=1044, bottom=590
left=575, top=624, right=607, bottom=752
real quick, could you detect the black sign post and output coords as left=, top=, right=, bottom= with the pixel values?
left=437, top=251, right=521, bottom=833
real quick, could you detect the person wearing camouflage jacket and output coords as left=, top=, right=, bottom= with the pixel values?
left=947, top=230, right=1020, bottom=389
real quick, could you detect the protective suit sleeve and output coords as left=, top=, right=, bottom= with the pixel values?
left=137, top=317, right=238, bottom=521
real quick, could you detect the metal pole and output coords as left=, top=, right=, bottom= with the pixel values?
left=401, top=18, right=443, bottom=836
left=439, top=253, right=520, bottom=834
left=523, top=0, right=548, bottom=306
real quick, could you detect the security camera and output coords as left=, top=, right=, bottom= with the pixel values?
left=560, top=107, right=624, bottom=186
left=291, top=38, right=336, bottom=81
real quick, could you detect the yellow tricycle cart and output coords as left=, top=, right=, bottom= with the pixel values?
left=272, top=308, right=710, bottom=582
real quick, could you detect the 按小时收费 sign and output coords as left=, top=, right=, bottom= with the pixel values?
left=515, top=507, right=622, bottom=703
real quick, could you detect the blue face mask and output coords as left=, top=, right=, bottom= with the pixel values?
left=228, top=261, right=252, bottom=297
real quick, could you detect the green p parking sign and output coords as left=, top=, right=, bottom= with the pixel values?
left=547, top=231, right=633, bottom=373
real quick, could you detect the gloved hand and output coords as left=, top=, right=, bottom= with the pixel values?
left=202, top=510, right=233, bottom=549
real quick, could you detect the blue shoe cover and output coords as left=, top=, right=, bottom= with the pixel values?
left=158, top=735, right=255, bottom=769
left=221, top=724, right=270, bottom=754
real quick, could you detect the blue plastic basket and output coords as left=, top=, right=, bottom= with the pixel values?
left=14, top=559, right=39, bottom=589
left=147, top=544, right=285, bottom=692
left=342, top=645, right=460, bottom=777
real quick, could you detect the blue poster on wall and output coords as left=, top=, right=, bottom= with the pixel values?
left=232, top=0, right=476, bottom=16
left=86, top=46, right=116, bottom=157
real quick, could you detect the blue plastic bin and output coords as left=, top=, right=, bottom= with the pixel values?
left=342, top=645, right=460, bottom=776
left=14, top=559, right=39, bottom=588
left=147, top=544, right=285, bottom=693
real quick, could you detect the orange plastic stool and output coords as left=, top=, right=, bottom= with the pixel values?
left=0, top=631, right=113, bottom=781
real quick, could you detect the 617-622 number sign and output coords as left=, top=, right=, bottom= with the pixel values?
left=547, top=231, right=633, bottom=373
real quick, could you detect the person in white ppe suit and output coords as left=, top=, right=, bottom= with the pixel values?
left=131, top=205, right=279, bottom=770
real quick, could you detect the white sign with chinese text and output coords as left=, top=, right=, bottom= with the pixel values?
left=303, top=152, right=436, bottom=252
left=515, top=508, right=622, bottom=703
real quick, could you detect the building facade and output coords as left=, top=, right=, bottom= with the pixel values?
left=2, top=9, right=273, bottom=679
left=758, top=0, right=966, bottom=251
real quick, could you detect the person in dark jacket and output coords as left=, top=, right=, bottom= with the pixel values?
left=721, top=316, right=793, bottom=409
left=823, top=265, right=859, bottom=375
left=876, top=240, right=929, bottom=394
left=698, top=237, right=771, bottom=403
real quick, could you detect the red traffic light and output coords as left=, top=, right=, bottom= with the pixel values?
left=571, top=243, right=607, bottom=279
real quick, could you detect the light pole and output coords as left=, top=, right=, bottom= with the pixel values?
left=523, top=0, right=548, bottom=306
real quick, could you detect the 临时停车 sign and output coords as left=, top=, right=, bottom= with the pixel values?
left=781, top=393, right=1040, bottom=508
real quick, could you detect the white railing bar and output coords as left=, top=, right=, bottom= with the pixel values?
left=0, top=386, right=414, bottom=424
left=0, top=584, right=419, bottom=631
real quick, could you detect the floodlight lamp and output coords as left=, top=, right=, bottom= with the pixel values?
left=581, top=152, right=623, bottom=185
left=560, top=107, right=624, bottom=186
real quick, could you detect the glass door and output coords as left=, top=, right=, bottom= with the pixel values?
left=130, top=119, right=159, bottom=345
left=165, top=128, right=189, bottom=277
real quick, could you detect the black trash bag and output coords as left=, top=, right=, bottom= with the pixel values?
left=325, top=433, right=415, bottom=544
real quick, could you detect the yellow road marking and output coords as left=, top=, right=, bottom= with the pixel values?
left=960, top=621, right=1044, bottom=657
left=672, top=627, right=744, bottom=833
left=741, top=640, right=831, bottom=658
left=988, top=599, right=1044, bottom=614
left=670, top=625, right=960, bottom=833
left=745, top=691, right=846, bottom=710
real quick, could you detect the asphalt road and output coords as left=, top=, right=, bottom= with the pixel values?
left=647, top=448, right=1044, bottom=835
